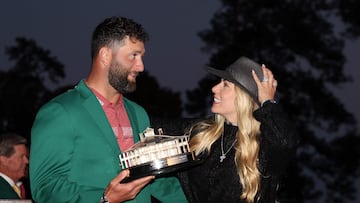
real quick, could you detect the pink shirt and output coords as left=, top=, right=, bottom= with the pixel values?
left=91, top=88, right=134, bottom=151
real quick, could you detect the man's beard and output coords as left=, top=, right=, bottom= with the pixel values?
left=108, top=60, right=137, bottom=94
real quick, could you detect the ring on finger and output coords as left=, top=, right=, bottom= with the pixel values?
left=262, top=76, right=269, bottom=82
left=273, top=80, right=278, bottom=87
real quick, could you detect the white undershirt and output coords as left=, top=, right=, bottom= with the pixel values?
left=0, top=172, right=15, bottom=187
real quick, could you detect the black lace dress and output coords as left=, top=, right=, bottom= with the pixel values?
left=177, top=102, right=298, bottom=203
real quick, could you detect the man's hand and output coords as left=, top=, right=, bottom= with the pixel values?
left=104, top=169, right=155, bottom=203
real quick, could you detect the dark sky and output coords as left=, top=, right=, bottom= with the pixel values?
left=0, top=1, right=219, bottom=91
left=1, top=0, right=359, bottom=125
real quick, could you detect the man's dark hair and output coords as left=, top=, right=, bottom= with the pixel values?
left=91, top=16, right=149, bottom=59
left=0, top=133, right=27, bottom=157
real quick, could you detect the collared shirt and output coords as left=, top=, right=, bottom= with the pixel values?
left=0, top=172, right=22, bottom=198
left=90, top=88, right=134, bottom=151
left=0, top=172, right=15, bottom=187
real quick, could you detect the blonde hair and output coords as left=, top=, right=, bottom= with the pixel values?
left=189, top=86, right=261, bottom=203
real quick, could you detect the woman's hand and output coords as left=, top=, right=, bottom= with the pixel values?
left=252, top=64, right=277, bottom=105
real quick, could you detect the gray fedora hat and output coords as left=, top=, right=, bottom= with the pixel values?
left=206, top=56, right=264, bottom=104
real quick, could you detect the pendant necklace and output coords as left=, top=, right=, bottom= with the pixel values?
left=220, top=132, right=237, bottom=163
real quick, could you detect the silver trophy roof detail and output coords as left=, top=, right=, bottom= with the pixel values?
left=119, top=128, right=192, bottom=171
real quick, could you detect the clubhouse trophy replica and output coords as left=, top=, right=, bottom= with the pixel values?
left=119, top=128, right=199, bottom=182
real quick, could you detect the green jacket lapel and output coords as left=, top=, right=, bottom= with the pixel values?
left=75, top=80, right=120, bottom=154
left=124, top=98, right=141, bottom=143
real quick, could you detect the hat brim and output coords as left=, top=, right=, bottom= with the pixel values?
left=204, top=56, right=264, bottom=105
left=205, top=66, right=239, bottom=86
left=205, top=66, right=260, bottom=104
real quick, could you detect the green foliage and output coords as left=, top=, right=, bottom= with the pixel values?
left=0, top=38, right=65, bottom=137
left=185, top=77, right=216, bottom=117
left=6, top=37, right=65, bottom=83
left=0, top=38, right=184, bottom=139
left=125, top=71, right=183, bottom=119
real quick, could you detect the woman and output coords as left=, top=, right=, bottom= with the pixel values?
left=179, top=56, right=298, bottom=203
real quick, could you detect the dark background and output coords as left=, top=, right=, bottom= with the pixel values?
left=0, top=1, right=359, bottom=121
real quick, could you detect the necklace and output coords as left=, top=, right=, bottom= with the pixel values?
left=220, top=132, right=237, bottom=163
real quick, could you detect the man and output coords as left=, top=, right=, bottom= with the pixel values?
left=0, top=133, right=29, bottom=199
left=30, top=16, right=187, bottom=203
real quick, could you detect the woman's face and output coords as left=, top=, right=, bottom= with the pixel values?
left=211, top=79, right=237, bottom=124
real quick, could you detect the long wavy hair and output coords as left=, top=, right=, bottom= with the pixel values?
left=189, top=85, right=261, bottom=203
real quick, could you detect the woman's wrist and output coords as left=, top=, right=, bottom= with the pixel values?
left=261, top=99, right=277, bottom=107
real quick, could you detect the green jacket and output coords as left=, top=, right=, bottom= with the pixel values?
left=0, top=176, right=20, bottom=199
left=30, top=80, right=187, bottom=203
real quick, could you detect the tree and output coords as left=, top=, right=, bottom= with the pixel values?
left=185, top=0, right=360, bottom=202
left=336, top=0, right=360, bottom=38
left=125, top=71, right=185, bottom=133
left=1, top=37, right=185, bottom=140
left=0, top=37, right=65, bottom=138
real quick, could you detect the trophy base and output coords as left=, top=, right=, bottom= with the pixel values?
left=121, top=152, right=201, bottom=183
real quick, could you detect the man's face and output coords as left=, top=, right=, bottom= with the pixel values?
left=1, top=144, right=29, bottom=182
left=108, top=37, right=145, bottom=94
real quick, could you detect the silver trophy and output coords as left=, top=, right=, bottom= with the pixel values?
left=119, top=128, right=200, bottom=182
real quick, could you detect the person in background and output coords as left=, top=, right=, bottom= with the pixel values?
left=30, top=16, right=186, bottom=203
left=18, top=145, right=32, bottom=200
left=178, top=56, right=298, bottom=203
left=0, top=133, right=29, bottom=200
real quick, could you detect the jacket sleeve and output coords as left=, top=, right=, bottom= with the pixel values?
left=30, top=102, right=102, bottom=203
left=150, top=176, right=188, bottom=203
left=253, top=102, right=299, bottom=176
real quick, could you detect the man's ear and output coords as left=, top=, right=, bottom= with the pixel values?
left=99, top=47, right=111, bottom=67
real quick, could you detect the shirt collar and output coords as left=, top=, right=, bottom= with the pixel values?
left=89, top=87, right=123, bottom=108
left=0, top=172, right=15, bottom=186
